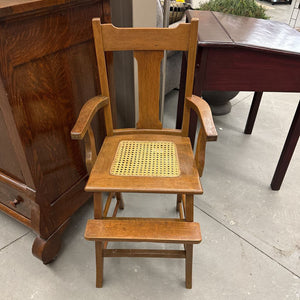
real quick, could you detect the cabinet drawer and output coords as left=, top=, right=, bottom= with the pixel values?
left=0, top=180, right=32, bottom=219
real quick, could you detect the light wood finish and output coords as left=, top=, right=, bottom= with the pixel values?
left=85, top=219, right=202, bottom=243
left=103, top=192, right=113, bottom=217
left=182, top=18, right=200, bottom=137
left=93, top=193, right=102, bottom=219
left=115, top=192, right=124, bottom=209
left=71, top=96, right=109, bottom=140
left=186, top=96, right=218, bottom=141
left=92, top=20, right=114, bottom=137
left=185, top=194, right=194, bottom=289
left=113, top=128, right=182, bottom=136
left=95, top=241, right=104, bottom=288
left=85, top=134, right=203, bottom=194
left=135, top=50, right=163, bottom=129
left=71, top=18, right=217, bottom=288
left=93, top=192, right=103, bottom=287
left=100, top=22, right=193, bottom=51
left=103, top=249, right=186, bottom=258
left=183, top=95, right=218, bottom=176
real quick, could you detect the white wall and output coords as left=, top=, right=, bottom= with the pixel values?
left=132, top=0, right=156, bottom=27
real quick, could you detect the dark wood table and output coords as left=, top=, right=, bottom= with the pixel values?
left=176, top=10, right=300, bottom=190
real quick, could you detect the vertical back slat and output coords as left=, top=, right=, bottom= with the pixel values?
left=182, top=19, right=199, bottom=136
left=92, top=18, right=114, bottom=136
left=92, top=17, right=199, bottom=133
left=134, top=50, right=164, bottom=129
left=185, top=19, right=199, bottom=98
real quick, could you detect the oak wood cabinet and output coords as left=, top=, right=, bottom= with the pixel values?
left=0, top=0, right=111, bottom=263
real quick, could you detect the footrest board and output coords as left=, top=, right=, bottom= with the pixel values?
left=85, top=219, right=202, bottom=244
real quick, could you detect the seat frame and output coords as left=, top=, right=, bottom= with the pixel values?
left=71, top=18, right=217, bottom=289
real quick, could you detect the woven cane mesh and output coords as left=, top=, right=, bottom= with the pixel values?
left=110, top=140, right=180, bottom=177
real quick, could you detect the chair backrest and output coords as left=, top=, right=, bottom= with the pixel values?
left=92, top=18, right=199, bottom=130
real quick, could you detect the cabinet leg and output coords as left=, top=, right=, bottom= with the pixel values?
left=32, top=218, right=70, bottom=264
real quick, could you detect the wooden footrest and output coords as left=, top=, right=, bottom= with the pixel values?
left=85, top=219, right=202, bottom=244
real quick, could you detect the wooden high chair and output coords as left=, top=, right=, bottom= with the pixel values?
left=71, top=18, right=217, bottom=289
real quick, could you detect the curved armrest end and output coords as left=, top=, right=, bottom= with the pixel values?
left=186, top=95, right=218, bottom=141
left=71, top=96, right=109, bottom=140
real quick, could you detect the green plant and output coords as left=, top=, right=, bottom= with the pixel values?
left=197, top=0, right=269, bottom=19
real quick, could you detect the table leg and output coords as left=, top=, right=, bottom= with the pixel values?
left=271, top=100, right=300, bottom=190
left=244, top=91, right=263, bottom=134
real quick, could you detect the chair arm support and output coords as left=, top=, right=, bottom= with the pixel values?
left=184, top=95, right=217, bottom=177
left=71, top=96, right=109, bottom=140
left=185, top=95, right=218, bottom=141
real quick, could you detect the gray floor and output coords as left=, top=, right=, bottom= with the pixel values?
left=1, top=4, right=300, bottom=300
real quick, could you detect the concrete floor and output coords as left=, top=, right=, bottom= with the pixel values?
left=1, top=4, right=300, bottom=300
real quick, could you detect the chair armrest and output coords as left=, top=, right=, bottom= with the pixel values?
left=185, top=95, right=217, bottom=141
left=71, top=96, right=109, bottom=140
left=184, top=95, right=217, bottom=177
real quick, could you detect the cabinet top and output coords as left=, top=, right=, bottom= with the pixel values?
left=0, top=0, right=93, bottom=19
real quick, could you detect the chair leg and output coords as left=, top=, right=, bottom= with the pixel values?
left=185, top=244, right=193, bottom=289
left=116, top=192, right=125, bottom=210
left=95, top=241, right=104, bottom=288
left=176, top=194, right=182, bottom=212
left=94, top=193, right=104, bottom=287
left=94, top=193, right=103, bottom=219
left=185, top=194, right=194, bottom=289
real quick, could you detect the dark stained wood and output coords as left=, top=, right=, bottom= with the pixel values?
left=32, top=218, right=70, bottom=264
left=244, top=92, right=263, bottom=134
left=0, top=107, right=25, bottom=183
left=177, top=10, right=300, bottom=190
left=212, top=11, right=300, bottom=55
left=0, top=0, right=86, bottom=18
left=0, top=201, right=31, bottom=227
left=271, top=100, right=300, bottom=190
left=0, top=178, right=32, bottom=218
left=196, top=47, right=300, bottom=92
left=0, top=0, right=111, bottom=262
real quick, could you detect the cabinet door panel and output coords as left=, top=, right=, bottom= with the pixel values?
left=0, top=108, right=25, bottom=183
